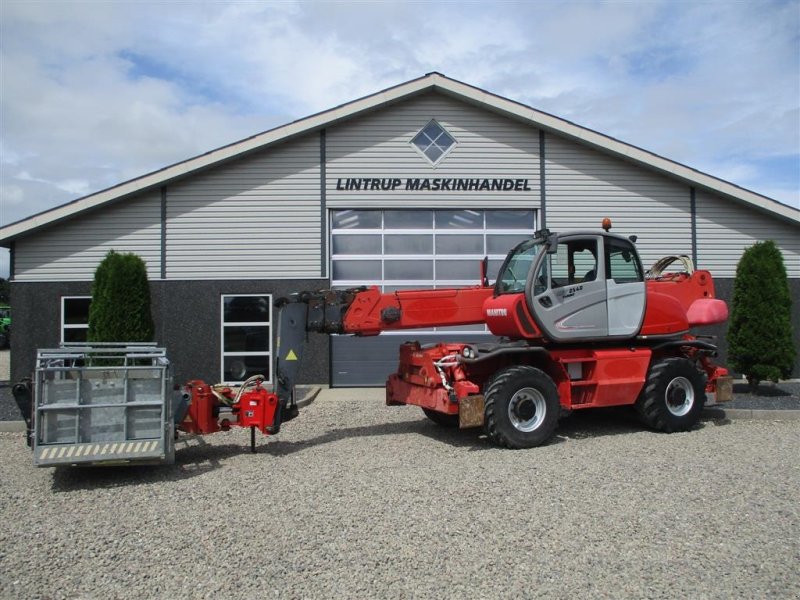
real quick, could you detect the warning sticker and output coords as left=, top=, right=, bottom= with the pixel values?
left=285, top=350, right=298, bottom=361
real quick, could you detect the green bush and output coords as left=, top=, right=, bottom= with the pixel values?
left=88, top=251, right=154, bottom=342
left=727, top=240, right=795, bottom=390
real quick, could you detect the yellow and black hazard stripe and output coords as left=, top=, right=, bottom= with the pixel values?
left=37, top=440, right=161, bottom=461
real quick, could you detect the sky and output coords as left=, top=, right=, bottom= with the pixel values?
left=1, top=0, right=799, bottom=278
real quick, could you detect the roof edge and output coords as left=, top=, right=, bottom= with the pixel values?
left=2, top=71, right=797, bottom=243
left=0, top=73, right=440, bottom=242
left=428, top=76, right=800, bottom=223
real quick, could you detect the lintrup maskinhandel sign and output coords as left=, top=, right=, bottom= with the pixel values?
left=335, top=177, right=533, bottom=192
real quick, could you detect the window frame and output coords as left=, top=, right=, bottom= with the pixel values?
left=410, top=119, right=457, bottom=166
left=61, top=296, right=92, bottom=344
left=220, top=293, right=273, bottom=385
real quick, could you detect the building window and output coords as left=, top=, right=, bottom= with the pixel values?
left=331, top=209, right=537, bottom=332
left=411, top=120, right=456, bottom=165
left=221, top=294, right=272, bottom=383
left=61, top=296, right=91, bottom=343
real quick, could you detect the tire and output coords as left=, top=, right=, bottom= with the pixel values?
left=483, top=365, right=560, bottom=449
left=635, top=358, right=707, bottom=433
left=421, top=408, right=459, bottom=428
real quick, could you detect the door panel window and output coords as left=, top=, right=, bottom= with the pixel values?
left=332, top=210, right=382, bottom=229
left=436, top=210, right=483, bottom=229
left=435, top=234, right=483, bottom=254
left=384, top=210, right=433, bottom=229
left=332, top=235, right=381, bottom=255
left=384, top=234, right=433, bottom=254
left=385, top=260, right=433, bottom=280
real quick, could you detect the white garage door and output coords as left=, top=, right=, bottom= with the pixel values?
left=330, top=209, right=537, bottom=386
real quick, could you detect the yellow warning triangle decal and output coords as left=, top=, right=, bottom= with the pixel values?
left=285, top=350, right=299, bottom=361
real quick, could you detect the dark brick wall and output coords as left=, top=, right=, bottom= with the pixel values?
left=10, top=279, right=330, bottom=386
left=10, top=276, right=800, bottom=385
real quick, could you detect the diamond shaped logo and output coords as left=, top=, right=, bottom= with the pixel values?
left=411, top=120, right=456, bottom=165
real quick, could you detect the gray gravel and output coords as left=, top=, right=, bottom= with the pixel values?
left=1, top=388, right=798, bottom=599
left=726, top=381, right=800, bottom=410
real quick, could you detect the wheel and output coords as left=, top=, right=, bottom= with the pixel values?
left=421, top=407, right=459, bottom=428
left=635, top=358, right=707, bottom=433
left=483, top=365, right=560, bottom=449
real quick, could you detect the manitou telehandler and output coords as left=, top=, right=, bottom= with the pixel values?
left=15, top=220, right=732, bottom=466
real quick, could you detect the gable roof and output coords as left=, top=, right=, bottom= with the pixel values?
left=2, top=71, right=798, bottom=243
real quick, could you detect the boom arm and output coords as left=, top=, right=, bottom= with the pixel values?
left=272, top=284, right=494, bottom=405
left=309, top=285, right=494, bottom=335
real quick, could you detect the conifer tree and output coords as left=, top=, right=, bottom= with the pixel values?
left=728, top=240, right=795, bottom=390
left=88, top=251, right=154, bottom=342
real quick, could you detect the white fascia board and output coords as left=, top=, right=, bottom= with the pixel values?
left=433, top=77, right=800, bottom=225
left=3, top=72, right=797, bottom=244
left=0, top=76, right=434, bottom=243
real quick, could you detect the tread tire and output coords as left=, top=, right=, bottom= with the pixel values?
left=635, top=357, right=707, bottom=433
left=483, top=365, right=560, bottom=449
left=421, top=408, right=459, bottom=428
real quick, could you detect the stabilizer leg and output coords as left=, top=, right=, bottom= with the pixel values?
left=272, top=300, right=309, bottom=433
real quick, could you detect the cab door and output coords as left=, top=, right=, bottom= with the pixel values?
left=605, top=237, right=646, bottom=336
left=528, top=235, right=609, bottom=341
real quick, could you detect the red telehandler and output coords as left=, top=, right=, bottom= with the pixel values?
left=264, top=220, right=732, bottom=449
left=14, top=221, right=733, bottom=466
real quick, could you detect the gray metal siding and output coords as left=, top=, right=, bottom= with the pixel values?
left=14, top=191, right=161, bottom=281
left=695, top=190, right=800, bottom=278
left=544, top=135, right=692, bottom=270
left=327, top=93, right=540, bottom=209
left=166, top=136, right=322, bottom=279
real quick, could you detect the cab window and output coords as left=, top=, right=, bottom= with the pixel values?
left=534, top=239, right=598, bottom=293
left=606, top=239, right=643, bottom=283
left=497, top=239, right=542, bottom=293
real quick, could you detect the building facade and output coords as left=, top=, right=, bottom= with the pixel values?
left=3, top=73, right=799, bottom=386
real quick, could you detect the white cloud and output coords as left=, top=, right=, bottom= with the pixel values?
left=0, top=0, right=798, bottom=279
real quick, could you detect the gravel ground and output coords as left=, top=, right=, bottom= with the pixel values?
left=726, top=381, right=800, bottom=410
left=1, top=389, right=798, bottom=599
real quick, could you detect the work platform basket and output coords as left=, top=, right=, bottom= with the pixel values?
left=31, top=343, right=175, bottom=467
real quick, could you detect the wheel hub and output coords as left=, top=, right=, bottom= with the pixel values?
left=508, top=387, right=546, bottom=432
left=515, top=399, right=536, bottom=421
left=665, top=376, right=694, bottom=417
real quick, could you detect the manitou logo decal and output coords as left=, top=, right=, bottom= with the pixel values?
left=487, top=308, right=508, bottom=317
left=335, top=177, right=532, bottom=192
